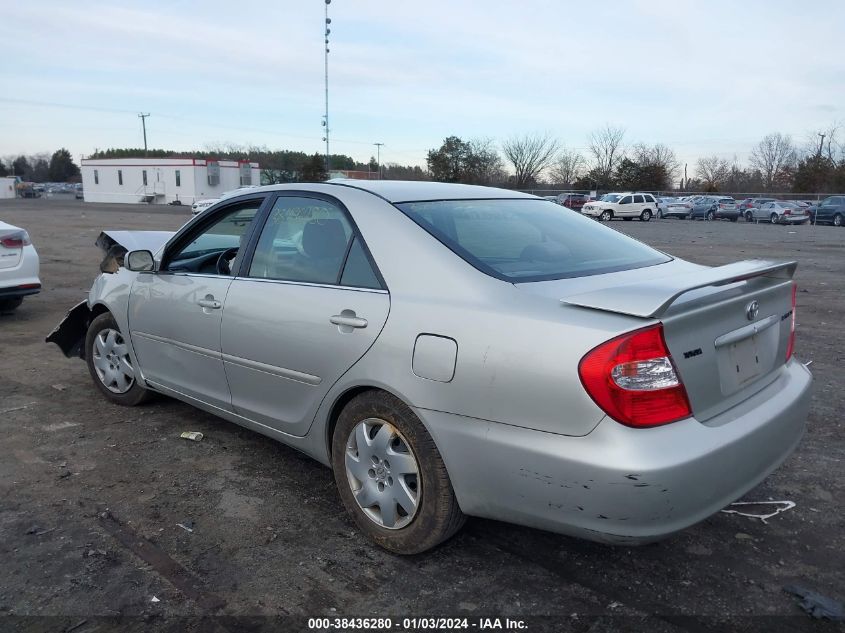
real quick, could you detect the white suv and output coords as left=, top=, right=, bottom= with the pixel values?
left=582, top=192, right=657, bottom=222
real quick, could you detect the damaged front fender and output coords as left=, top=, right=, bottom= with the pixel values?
left=45, top=300, right=93, bottom=358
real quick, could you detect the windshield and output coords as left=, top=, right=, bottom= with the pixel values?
left=599, top=194, right=622, bottom=203
left=397, top=199, right=671, bottom=282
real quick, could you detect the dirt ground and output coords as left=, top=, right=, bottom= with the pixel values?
left=1, top=195, right=843, bottom=631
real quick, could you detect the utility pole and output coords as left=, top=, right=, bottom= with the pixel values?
left=138, top=113, right=150, bottom=156
left=322, top=1, right=332, bottom=174
left=817, top=132, right=826, bottom=158
left=374, top=142, right=384, bottom=179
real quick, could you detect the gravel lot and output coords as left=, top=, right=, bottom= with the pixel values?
left=1, top=195, right=843, bottom=630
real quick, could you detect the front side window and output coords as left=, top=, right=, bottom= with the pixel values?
left=619, top=195, right=633, bottom=204
left=248, top=197, right=356, bottom=285
left=165, top=201, right=261, bottom=272
left=397, top=199, right=670, bottom=282
left=118, top=170, right=123, bottom=185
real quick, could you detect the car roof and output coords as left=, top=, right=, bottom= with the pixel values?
left=238, top=180, right=534, bottom=203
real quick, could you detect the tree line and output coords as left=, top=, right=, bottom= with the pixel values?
left=0, top=149, right=80, bottom=182
left=424, top=123, right=845, bottom=194
left=7, top=124, right=845, bottom=194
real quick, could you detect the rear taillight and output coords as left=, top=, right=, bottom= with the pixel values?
left=783, top=209, right=792, bottom=215
left=786, top=283, right=797, bottom=361
left=0, top=230, right=31, bottom=249
left=578, top=324, right=692, bottom=428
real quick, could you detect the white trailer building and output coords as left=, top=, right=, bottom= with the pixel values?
left=80, top=158, right=260, bottom=205
left=0, top=177, right=18, bottom=199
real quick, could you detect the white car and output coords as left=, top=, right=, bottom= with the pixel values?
left=191, top=198, right=221, bottom=215
left=582, top=192, right=657, bottom=222
left=191, top=186, right=260, bottom=215
left=0, top=221, right=41, bottom=313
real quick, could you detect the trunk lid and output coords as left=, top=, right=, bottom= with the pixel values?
left=525, top=259, right=797, bottom=424
left=0, top=223, right=23, bottom=270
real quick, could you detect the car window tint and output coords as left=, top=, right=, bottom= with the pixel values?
left=340, top=237, right=382, bottom=289
left=168, top=202, right=260, bottom=265
left=248, top=196, right=352, bottom=285
left=633, top=195, right=644, bottom=203
left=397, top=199, right=670, bottom=282
left=620, top=196, right=633, bottom=204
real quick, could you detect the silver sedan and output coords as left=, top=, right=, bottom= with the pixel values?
left=48, top=181, right=811, bottom=554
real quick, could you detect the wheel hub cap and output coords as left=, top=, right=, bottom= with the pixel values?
left=92, top=328, right=135, bottom=394
left=345, top=418, right=420, bottom=530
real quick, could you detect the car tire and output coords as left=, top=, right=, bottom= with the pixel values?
left=656, top=210, right=663, bottom=219
left=640, top=210, right=652, bottom=222
left=85, top=312, right=152, bottom=406
left=599, top=210, right=612, bottom=221
left=0, top=297, right=23, bottom=314
left=688, top=212, right=694, bottom=220
left=706, top=210, right=715, bottom=221
left=770, top=213, right=779, bottom=224
left=745, top=211, right=754, bottom=222
left=834, top=213, right=843, bottom=227
left=331, top=390, right=465, bottom=555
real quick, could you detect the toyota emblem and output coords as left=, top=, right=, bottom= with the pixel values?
left=746, top=300, right=759, bottom=321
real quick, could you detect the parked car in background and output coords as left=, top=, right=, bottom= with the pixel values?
left=714, top=197, right=739, bottom=221
left=191, top=198, right=221, bottom=215
left=687, top=196, right=720, bottom=220
left=582, top=192, right=657, bottom=221
left=662, top=199, right=694, bottom=219
left=745, top=201, right=809, bottom=224
left=46, top=180, right=811, bottom=553
left=0, top=221, right=41, bottom=314
left=813, top=196, right=845, bottom=226
left=557, top=193, right=590, bottom=211
left=656, top=197, right=676, bottom=218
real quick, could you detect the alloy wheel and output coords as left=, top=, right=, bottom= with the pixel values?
left=91, top=328, right=135, bottom=393
left=344, top=418, right=420, bottom=529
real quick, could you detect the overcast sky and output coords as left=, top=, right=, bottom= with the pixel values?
left=2, top=0, right=843, bottom=171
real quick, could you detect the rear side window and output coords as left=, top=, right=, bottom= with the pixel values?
left=249, top=196, right=351, bottom=285
left=633, top=195, right=644, bottom=203
left=248, top=196, right=382, bottom=289
left=397, top=199, right=670, bottom=282
left=340, top=237, right=381, bottom=289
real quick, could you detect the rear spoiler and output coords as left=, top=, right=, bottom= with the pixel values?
left=561, top=259, right=797, bottom=319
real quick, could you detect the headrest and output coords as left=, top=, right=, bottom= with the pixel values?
left=302, top=219, right=347, bottom=258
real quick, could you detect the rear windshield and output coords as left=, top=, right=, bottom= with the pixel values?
left=397, top=199, right=671, bottom=282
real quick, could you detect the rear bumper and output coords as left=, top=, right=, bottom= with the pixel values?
left=0, top=284, right=41, bottom=299
left=418, top=359, right=811, bottom=544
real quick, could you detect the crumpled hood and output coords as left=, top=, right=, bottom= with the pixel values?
left=95, top=230, right=175, bottom=273
left=96, top=230, right=174, bottom=255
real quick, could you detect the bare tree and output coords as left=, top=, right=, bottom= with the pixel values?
left=749, top=133, right=797, bottom=191
left=587, top=125, right=625, bottom=185
left=696, top=155, right=731, bottom=191
left=501, top=132, right=560, bottom=188
left=548, top=148, right=586, bottom=187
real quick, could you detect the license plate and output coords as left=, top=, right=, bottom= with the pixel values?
left=728, top=335, right=761, bottom=386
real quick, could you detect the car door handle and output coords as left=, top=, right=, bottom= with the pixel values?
left=330, top=314, right=368, bottom=329
left=197, top=299, right=222, bottom=309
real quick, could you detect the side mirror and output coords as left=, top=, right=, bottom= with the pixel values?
left=125, top=250, right=155, bottom=271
